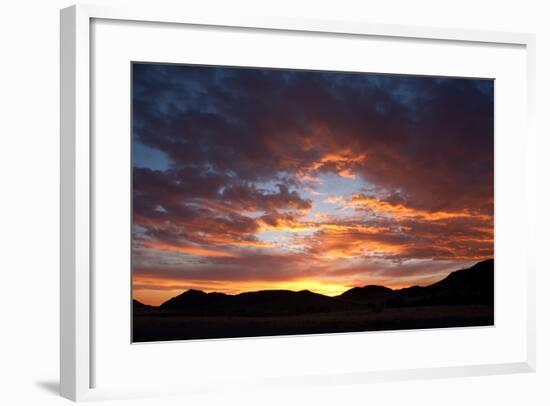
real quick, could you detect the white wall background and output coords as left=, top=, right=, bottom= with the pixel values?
left=0, top=0, right=547, bottom=405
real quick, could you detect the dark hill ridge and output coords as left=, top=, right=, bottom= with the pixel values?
left=133, top=299, right=152, bottom=310
left=160, top=288, right=360, bottom=316
left=224, top=289, right=358, bottom=315
left=392, top=258, right=494, bottom=307
left=428, top=259, right=493, bottom=292
left=135, top=259, right=493, bottom=316
left=160, top=289, right=228, bottom=309
left=337, top=285, right=394, bottom=306
left=337, top=259, right=493, bottom=308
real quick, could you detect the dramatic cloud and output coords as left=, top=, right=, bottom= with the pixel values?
left=132, top=63, right=494, bottom=305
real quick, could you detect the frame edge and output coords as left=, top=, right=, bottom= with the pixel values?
left=60, top=4, right=91, bottom=402
left=524, top=33, right=537, bottom=372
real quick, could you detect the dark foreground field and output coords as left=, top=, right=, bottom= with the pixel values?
left=133, top=304, right=493, bottom=342
left=133, top=259, right=494, bottom=342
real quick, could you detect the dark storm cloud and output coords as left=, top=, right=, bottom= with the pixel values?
left=133, top=63, right=492, bottom=212
left=133, top=167, right=311, bottom=215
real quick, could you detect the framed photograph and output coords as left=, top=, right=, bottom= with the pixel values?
left=130, top=62, right=497, bottom=343
left=60, top=4, right=536, bottom=402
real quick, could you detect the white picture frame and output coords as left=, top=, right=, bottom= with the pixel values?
left=60, top=4, right=537, bottom=402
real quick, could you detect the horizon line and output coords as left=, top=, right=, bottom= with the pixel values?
left=133, top=258, right=494, bottom=307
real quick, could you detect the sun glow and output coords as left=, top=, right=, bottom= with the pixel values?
left=133, top=276, right=353, bottom=306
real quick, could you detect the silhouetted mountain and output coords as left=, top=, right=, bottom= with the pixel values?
left=160, top=289, right=228, bottom=310
left=429, top=259, right=493, bottom=292
left=133, top=299, right=152, bottom=310
left=224, top=289, right=358, bottom=315
left=388, top=259, right=494, bottom=307
left=337, top=285, right=394, bottom=306
left=333, top=259, right=494, bottom=308
left=159, top=288, right=359, bottom=316
left=144, top=259, right=493, bottom=317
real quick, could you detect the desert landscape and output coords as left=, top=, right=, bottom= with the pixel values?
left=133, top=259, right=493, bottom=342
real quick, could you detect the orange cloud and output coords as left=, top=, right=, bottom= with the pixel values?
left=197, top=236, right=275, bottom=248
left=324, top=196, right=344, bottom=204
left=347, top=194, right=490, bottom=221
left=258, top=213, right=316, bottom=233
left=298, top=174, right=321, bottom=184
left=300, top=224, right=405, bottom=260
left=319, top=223, right=388, bottom=234
left=300, top=148, right=367, bottom=179
left=141, top=240, right=239, bottom=258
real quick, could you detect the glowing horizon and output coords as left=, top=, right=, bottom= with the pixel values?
left=133, top=260, right=488, bottom=306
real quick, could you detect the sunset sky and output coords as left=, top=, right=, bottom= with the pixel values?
left=132, top=63, right=494, bottom=306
